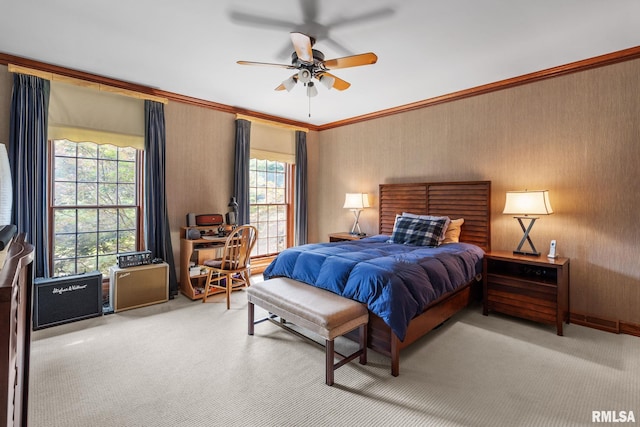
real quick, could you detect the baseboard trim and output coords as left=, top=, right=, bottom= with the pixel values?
left=570, top=311, right=640, bottom=337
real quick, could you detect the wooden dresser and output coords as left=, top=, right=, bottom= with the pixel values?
left=0, top=234, right=35, bottom=426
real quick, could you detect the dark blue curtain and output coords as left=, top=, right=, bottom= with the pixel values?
left=144, top=100, right=178, bottom=296
left=294, top=131, right=308, bottom=246
left=234, top=119, right=251, bottom=225
left=9, top=73, right=50, bottom=278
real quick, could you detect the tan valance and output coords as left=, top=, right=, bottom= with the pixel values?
left=48, top=80, right=145, bottom=149
left=249, top=121, right=296, bottom=164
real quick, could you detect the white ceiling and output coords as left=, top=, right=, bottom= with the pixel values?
left=2, top=0, right=640, bottom=126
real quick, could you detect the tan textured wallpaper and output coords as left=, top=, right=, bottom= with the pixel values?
left=313, top=59, right=640, bottom=325
left=164, top=101, right=236, bottom=271
left=2, top=59, right=638, bottom=326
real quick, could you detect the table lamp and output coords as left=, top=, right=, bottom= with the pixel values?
left=343, top=193, right=369, bottom=235
left=502, top=190, right=553, bottom=256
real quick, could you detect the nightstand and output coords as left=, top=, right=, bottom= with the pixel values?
left=328, top=232, right=368, bottom=242
left=483, top=251, right=570, bottom=335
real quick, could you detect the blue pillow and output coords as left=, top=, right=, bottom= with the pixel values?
left=388, top=216, right=447, bottom=247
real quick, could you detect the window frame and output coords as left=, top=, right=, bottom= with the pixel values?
left=248, top=158, right=294, bottom=258
left=47, top=139, right=145, bottom=279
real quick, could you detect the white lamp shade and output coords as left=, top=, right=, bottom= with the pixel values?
left=503, top=190, right=553, bottom=215
left=282, top=76, right=296, bottom=92
left=0, top=144, right=12, bottom=225
left=319, top=74, right=335, bottom=90
left=306, top=82, right=318, bottom=97
left=343, top=193, right=370, bottom=210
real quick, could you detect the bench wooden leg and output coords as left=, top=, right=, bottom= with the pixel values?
left=248, top=301, right=254, bottom=335
left=359, top=323, right=367, bottom=365
left=326, top=339, right=334, bottom=386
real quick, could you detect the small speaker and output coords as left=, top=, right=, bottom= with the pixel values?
left=187, top=228, right=201, bottom=240
left=33, top=272, right=103, bottom=330
left=186, top=212, right=196, bottom=227
left=109, top=263, right=169, bottom=312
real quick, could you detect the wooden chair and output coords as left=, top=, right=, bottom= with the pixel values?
left=201, top=225, right=258, bottom=309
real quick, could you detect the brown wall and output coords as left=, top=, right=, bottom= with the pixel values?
left=313, top=58, right=640, bottom=326
left=2, top=58, right=639, bottom=327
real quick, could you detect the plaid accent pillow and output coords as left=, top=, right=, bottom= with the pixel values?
left=388, top=215, right=448, bottom=247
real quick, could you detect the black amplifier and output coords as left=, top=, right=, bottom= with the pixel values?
left=117, top=250, right=152, bottom=268
left=34, top=271, right=103, bottom=330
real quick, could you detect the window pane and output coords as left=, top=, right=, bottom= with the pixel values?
left=98, top=255, right=117, bottom=273
left=118, top=161, right=135, bottom=184
left=118, top=146, right=136, bottom=161
left=98, top=231, right=118, bottom=254
left=98, top=159, right=118, bottom=182
left=77, top=158, right=97, bottom=182
left=54, top=139, right=77, bottom=157
left=119, top=208, right=137, bottom=229
left=100, top=209, right=118, bottom=231
left=77, top=183, right=98, bottom=205
left=77, top=256, right=97, bottom=273
left=55, top=157, right=76, bottom=181
left=118, top=183, right=135, bottom=205
left=54, top=182, right=76, bottom=206
left=54, top=209, right=77, bottom=233
left=77, top=142, right=97, bottom=158
left=99, top=183, right=118, bottom=205
left=118, top=230, right=136, bottom=253
left=53, top=258, right=76, bottom=277
left=54, top=233, right=76, bottom=259
left=78, top=209, right=98, bottom=232
left=77, top=232, right=97, bottom=256
left=98, top=144, right=118, bottom=160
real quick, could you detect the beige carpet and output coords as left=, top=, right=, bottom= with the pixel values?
left=29, top=279, right=640, bottom=427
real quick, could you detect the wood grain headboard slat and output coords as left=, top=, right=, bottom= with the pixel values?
left=379, top=181, right=491, bottom=252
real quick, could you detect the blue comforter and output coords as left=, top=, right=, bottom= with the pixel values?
left=263, top=235, right=485, bottom=341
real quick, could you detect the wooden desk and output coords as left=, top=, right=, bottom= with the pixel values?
left=179, top=227, right=227, bottom=300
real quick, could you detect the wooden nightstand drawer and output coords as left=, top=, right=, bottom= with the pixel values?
left=486, top=274, right=557, bottom=301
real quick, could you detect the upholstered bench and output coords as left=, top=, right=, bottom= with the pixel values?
left=247, top=277, right=369, bottom=386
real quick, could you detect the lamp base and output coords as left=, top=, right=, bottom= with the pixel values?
left=513, top=250, right=540, bottom=257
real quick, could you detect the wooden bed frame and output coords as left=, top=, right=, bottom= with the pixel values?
left=350, top=180, right=491, bottom=376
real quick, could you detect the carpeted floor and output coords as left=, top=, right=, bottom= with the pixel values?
left=28, top=280, right=640, bottom=427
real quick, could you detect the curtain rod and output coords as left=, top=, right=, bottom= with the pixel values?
left=8, top=64, right=168, bottom=105
left=236, top=114, right=308, bottom=133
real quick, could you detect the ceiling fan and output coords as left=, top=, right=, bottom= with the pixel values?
left=237, top=32, right=378, bottom=98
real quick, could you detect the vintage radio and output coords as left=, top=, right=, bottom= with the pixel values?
left=195, top=214, right=224, bottom=226
left=117, top=250, right=152, bottom=268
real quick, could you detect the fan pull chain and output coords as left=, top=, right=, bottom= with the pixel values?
left=308, top=95, right=311, bottom=118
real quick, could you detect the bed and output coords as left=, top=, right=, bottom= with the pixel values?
left=264, top=181, right=491, bottom=375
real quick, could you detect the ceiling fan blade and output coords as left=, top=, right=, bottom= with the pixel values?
left=318, top=72, right=351, bottom=91
left=229, top=11, right=297, bottom=30
left=290, top=32, right=314, bottom=64
left=237, top=60, right=296, bottom=70
left=323, top=52, right=378, bottom=70
left=326, top=7, right=395, bottom=29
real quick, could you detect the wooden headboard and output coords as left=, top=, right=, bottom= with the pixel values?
left=379, top=181, right=491, bottom=252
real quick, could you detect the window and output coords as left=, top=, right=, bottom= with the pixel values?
left=249, top=158, right=292, bottom=256
left=49, top=139, right=142, bottom=278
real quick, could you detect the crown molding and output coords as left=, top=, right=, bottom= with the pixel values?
left=3, top=45, right=640, bottom=133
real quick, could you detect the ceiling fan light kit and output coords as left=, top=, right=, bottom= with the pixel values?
left=238, top=31, right=378, bottom=106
